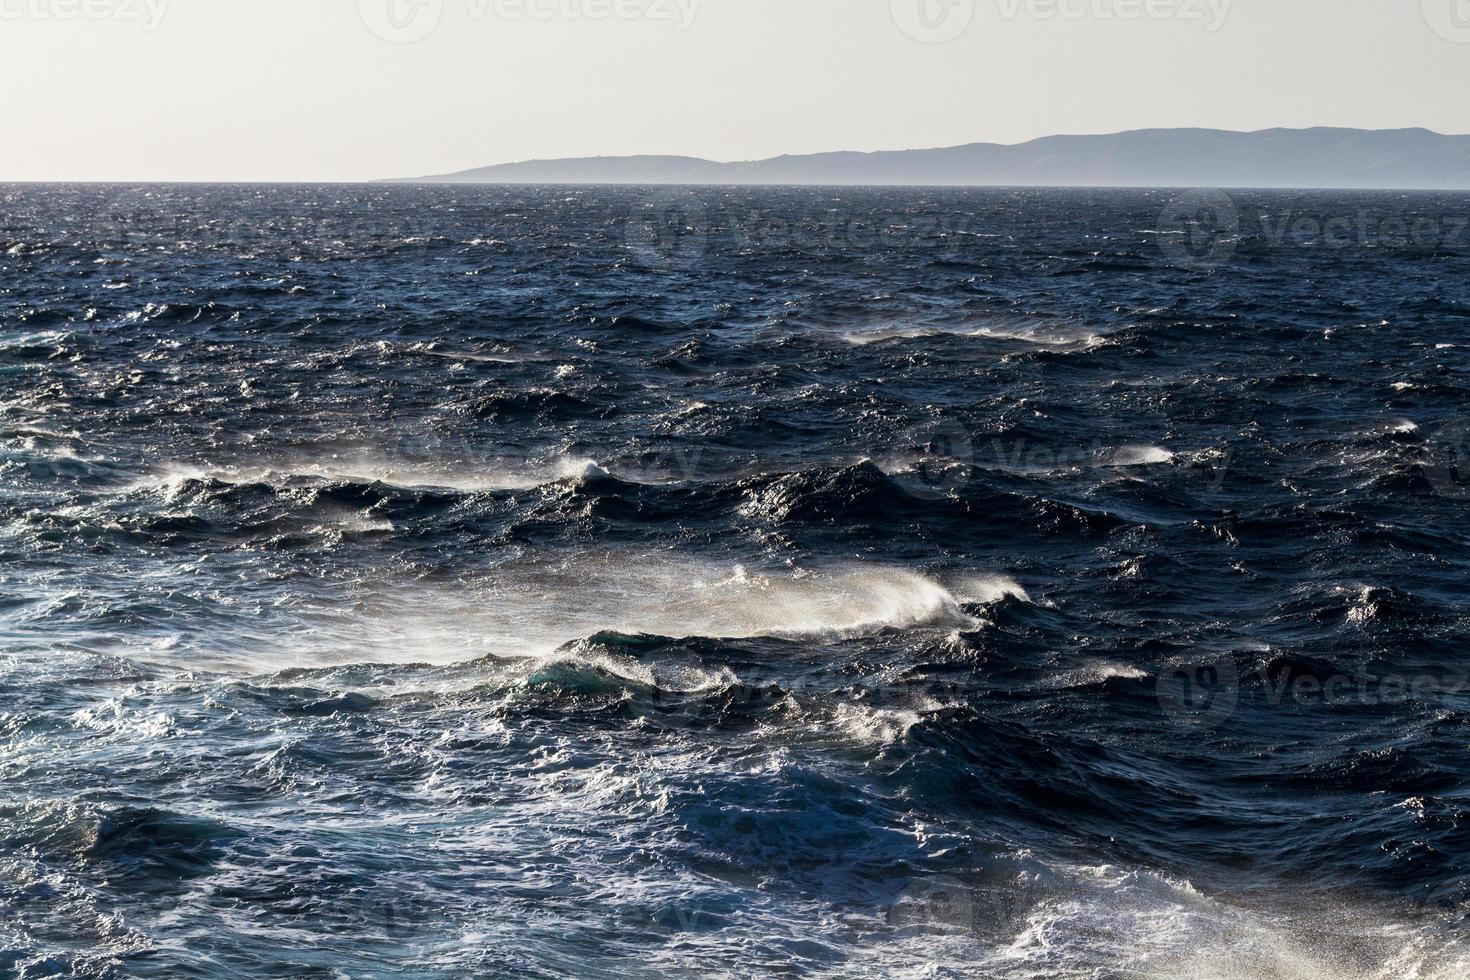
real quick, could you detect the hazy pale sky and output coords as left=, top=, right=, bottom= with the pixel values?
left=2, top=0, right=1467, bottom=181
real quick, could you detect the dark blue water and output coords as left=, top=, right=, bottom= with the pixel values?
left=3, top=184, right=1470, bottom=978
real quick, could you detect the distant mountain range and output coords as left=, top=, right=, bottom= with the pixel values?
left=393, top=128, right=1470, bottom=189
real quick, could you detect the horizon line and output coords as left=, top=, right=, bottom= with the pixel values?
left=4, top=181, right=1470, bottom=194
left=5, top=126, right=1469, bottom=186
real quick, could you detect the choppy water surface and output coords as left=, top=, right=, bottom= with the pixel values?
left=3, top=184, right=1470, bottom=978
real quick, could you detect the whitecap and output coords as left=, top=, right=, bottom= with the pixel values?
left=950, top=574, right=1032, bottom=605
left=989, top=862, right=1468, bottom=980
left=132, top=455, right=608, bottom=495
left=841, top=321, right=1104, bottom=349
left=831, top=703, right=925, bottom=746
left=230, top=558, right=1015, bottom=672
left=1103, top=445, right=1176, bottom=467
left=1051, top=662, right=1150, bottom=688
left=882, top=856, right=1470, bottom=980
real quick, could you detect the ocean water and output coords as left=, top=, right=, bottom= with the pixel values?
left=2, top=183, right=1470, bottom=979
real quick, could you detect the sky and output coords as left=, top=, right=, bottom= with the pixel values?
left=1, top=0, right=1467, bottom=181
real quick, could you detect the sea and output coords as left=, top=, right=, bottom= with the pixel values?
left=2, top=183, right=1469, bottom=979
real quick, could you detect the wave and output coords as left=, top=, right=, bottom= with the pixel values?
left=1, top=801, right=237, bottom=882
left=739, top=460, right=954, bottom=523
left=233, top=558, right=1027, bottom=672
left=406, top=341, right=529, bottom=365
left=1101, top=445, right=1176, bottom=467
left=526, top=637, right=737, bottom=697
left=839, top=319, right=1107, bottom=349
left=511, top=561, right=1010, bottom=642
left=950, top=574, right=1031, bottom=606
left=890, top=859, right=1470, bottom=980
left=1050, top=662, right=1151, bottom=689
left=135, top=456, right=609, bottom=495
